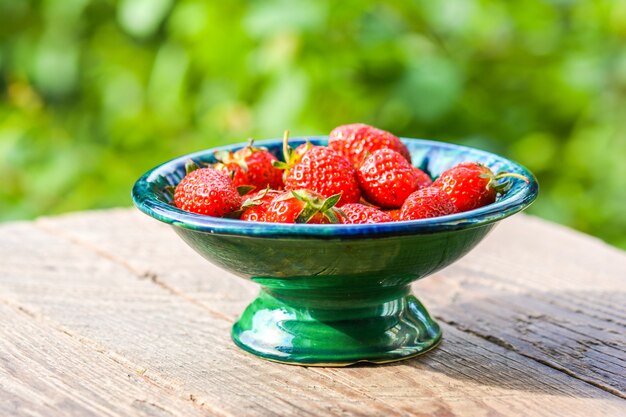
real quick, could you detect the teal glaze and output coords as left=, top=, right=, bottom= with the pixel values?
left=133, top=137, right=538, bottom=366
left=232, top=287, right=441, bottom=364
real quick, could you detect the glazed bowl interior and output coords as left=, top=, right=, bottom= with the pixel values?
left=134, top=138, right=536, bottom=234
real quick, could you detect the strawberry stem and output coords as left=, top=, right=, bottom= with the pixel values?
left=213, top=150, right=231, bottom=162
left=319, top=193, right=342, bottom=212
left=295, top=205, right=320, bottom=223
left=494, top=172, right=530, bottom=184
left=241, top=186, right=273, bottom=208
left=282, top=130, right=291, bottom=163
left=323, top=209, right=340, bottom=224
left=185, top=159, right=200, bottom=175
left=237, top=185, right=255, bottom=196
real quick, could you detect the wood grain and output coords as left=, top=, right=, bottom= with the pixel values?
left=0, top=301, right=209, bottom=417
left=0, top=209, right=623, bottom=416
left=38, top=208, right=256, bottom=319
left=421, top=215, right=626, bottom=396
left=0, top=222, right=401, bottom=417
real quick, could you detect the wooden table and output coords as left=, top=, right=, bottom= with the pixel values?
left=1, top=209, right=624, bottom=416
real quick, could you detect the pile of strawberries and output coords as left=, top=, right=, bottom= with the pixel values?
left=173, top=124, right=527, bottom=224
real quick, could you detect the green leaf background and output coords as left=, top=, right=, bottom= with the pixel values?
left=1, top=0, right=625, bottom=248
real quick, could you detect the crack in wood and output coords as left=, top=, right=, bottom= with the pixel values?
left=435, top=316, right=626, bottom=400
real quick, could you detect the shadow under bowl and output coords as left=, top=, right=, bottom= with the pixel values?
left=132, top=137, right=538, bottom=366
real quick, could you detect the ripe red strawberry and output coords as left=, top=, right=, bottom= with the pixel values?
left=357, top=149, right=419, bottom=209
left=264, top=190, right=342, bottom=224
left=339, top=204, right=392, bottom=224
left=174, top=167, right=242, bottom=216
left=385, top=209, right=402, bottom=221
left=400, top=187, right=457, bottom=220
left=214, top=161, right=248, bottom=188
left=328, top=123, right=411, bottom=167
left=240, top=188, right=282, bottom=222
left=280, top=140, right=361, bottom=206
left=214, top=141, right=283, bottom=190
left=413, top=167, right=433, bottom=189
left=244, top=148, right=284, bottom=189
left=433, top=162, right=529, bottom=212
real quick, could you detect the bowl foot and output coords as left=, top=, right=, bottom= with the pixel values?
left=231, top=286, right=441, bottom=366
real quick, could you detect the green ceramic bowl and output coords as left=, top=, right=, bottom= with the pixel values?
left=132, top=137, right=538, bottom=366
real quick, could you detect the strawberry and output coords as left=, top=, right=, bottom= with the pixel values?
left=240, top=188, right=282, bottom=222
left=357, top=148, right=419, bottom=209
left=328, top=123, right=411, bottom=167
left=385, top=209, right=402, bottom=221
left=413, top=167, right=433, bottom=189
left=264, top=190, right=342, bottom=224
left=214, top=140, right=283, bottom=191
left=339, top=204, right=392, bottom=224
left=174, top=167, right=242, bottom=217
left=244, top=148, right=284, bottom=190
left=433, top=162, right=529, bottom=212
left=276, top=133, right=360, bottom=206
left=400, top=187, right=457, bottom=220
left=214, top=161, right=248, bottom=188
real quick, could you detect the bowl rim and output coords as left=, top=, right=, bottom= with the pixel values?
left=132, top=137, right=538, bottom=239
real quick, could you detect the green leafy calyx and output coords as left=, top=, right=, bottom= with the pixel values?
left=291, top=190, right=343, bottom=224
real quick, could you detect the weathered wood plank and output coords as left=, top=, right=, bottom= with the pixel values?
left=419, top=215, right=626, bottom=396
left=0, top=300, right=209, bottom=417
left=0, top=211, right=621, bottom=415
left=0, top=222, right=402, bottom=417
left=37, top=208, right=256, bottom=320
left=38, top=209, right=626, bottom=397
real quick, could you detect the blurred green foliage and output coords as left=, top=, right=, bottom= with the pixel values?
left=1, top=0, right=625, bottom=248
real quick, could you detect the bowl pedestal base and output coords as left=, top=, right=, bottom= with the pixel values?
left=231, top=284, right=441, bottom=366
